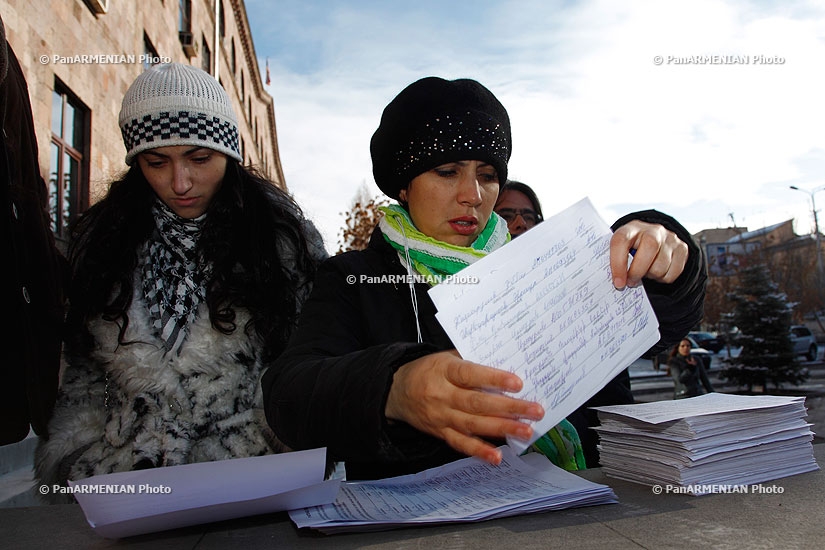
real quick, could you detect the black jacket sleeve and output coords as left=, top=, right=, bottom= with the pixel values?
left=261, top=255, right=444, bottom=466
left=611, top=210, right=707, bottom=357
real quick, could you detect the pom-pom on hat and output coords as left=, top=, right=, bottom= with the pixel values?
left=119, top=63, right=242, bottom=165
left=370, top=77, right=511, bottom=200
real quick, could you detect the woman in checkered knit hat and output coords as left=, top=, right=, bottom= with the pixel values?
left=35, top=63, right=327, bottom=500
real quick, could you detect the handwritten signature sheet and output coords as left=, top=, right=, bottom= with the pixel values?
left=429, top=198, right=660, bottom=453
left=290, top=445, right=616, bottom=533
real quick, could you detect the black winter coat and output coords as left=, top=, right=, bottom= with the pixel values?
left=263, top=209, right=706, bottom=479
left=1, top=38, right=68, bottom=444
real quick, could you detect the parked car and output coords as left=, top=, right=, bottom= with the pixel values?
left=688, top=331, right=725, bottom=353
left=790, top=325, right=818, bottom=362
left=652, top=336, right=714, bottom=371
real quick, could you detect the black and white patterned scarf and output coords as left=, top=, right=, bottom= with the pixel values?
left=141, top=200, right=212, bottom=355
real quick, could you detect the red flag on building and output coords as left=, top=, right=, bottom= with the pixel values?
left=265, top=57, right=271, bottom=85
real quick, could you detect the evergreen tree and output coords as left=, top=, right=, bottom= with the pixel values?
left=721, top=264, right=807, bottom=391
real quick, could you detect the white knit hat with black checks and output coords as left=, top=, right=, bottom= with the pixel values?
left=119, top=63, right=242, bottom=165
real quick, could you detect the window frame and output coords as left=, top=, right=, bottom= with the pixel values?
left=49, top=81, right=90, bottom=242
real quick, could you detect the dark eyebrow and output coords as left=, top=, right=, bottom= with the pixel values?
left=142, top=147, right=210, bottom=159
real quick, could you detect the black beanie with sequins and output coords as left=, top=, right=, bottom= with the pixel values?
left=370, top=77, right=511, bottom=200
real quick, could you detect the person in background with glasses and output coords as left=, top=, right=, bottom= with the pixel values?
left=494, top=180, right=544, bottom=237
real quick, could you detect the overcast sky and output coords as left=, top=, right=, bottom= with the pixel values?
left=245, top=0, right=825, bottom=253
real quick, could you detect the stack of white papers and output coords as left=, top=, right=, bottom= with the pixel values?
left=289, top=445, right=617, bottom=534
left=592, top=393, right=819, bottom=494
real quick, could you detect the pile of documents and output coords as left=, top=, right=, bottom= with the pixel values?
left=290, top=445, right=617, bottom=533
left=593, top=393, right=819, bottom=494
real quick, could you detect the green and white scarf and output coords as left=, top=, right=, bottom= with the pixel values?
left=378, top=203, right=584, bottom=471
left=378, top=204, right=509, bottom=283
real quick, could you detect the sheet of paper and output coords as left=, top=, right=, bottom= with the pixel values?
left=429, top=198, right=660, bottom=452
left=289, top=445, right=616, bottom=532
left=592, top=392, right=807, bottom=424
left=69, top=447, right=339, bottom=538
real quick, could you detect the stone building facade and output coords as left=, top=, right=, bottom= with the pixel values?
left=1, top=0, right=283, bottom=246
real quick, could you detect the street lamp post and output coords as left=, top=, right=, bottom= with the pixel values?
left=790, top=185, right=825, bottom=307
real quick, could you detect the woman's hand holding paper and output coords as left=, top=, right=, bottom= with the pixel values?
left=609, top=221, right=689, bottom=289
left=384, top=350, right=545, bottom=465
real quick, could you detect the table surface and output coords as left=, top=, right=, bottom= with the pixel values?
left=3, top=444, right=823, bottom=550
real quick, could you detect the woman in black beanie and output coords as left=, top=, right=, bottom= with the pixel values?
left=263, top=76, right=706, bottom=479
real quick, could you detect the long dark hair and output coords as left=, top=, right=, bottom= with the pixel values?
left=65, top=160, right=319, bottom=361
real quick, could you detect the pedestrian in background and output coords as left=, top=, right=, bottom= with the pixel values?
left=667, top=338, right=713, bottom=398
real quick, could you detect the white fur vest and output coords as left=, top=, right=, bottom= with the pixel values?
left=35, top=288, right=286, bottom=502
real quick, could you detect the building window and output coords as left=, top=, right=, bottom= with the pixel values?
left=178, top=0, right=191, bottom=32
left=143, top=33, right=160, bottom=70
left=240, top=70, right=244, bottom=101
left=178, top=0, right=198, bottom=57
left=201, top=35, right=212, bottom=73
left=50, top=84, right=89, bottom=240
left=218, top=1, right=225, bottom=39
left=231, top=39, right=236, bottom=75
left=82, top=0, right=110, bottom=16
